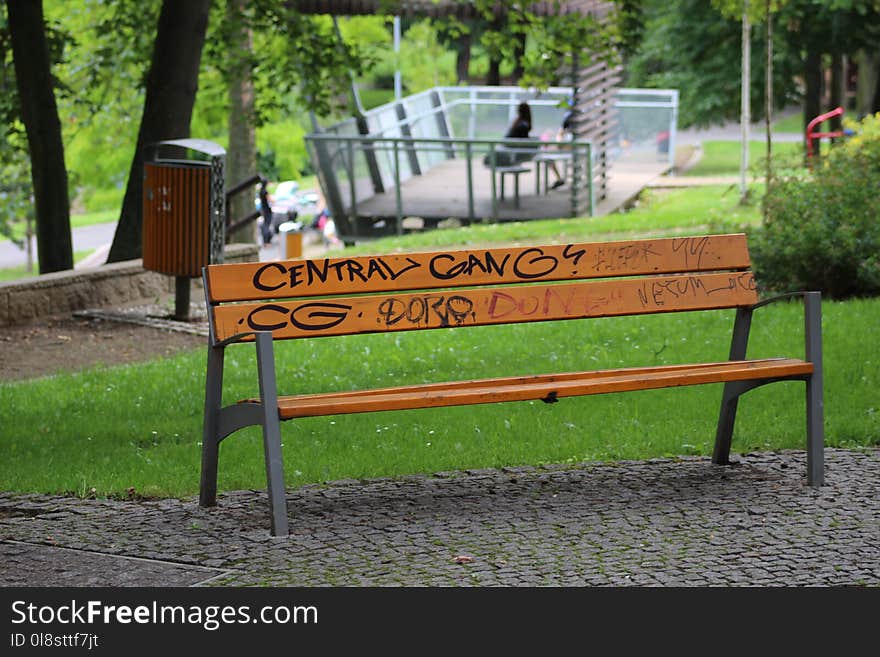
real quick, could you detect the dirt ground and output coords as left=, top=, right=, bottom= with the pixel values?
left=0, top=315, right=205, bottom=382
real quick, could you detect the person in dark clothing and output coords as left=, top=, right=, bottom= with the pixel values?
left=257, top=179, right=274, bottom=245
left=485, top=101, right=534, bottom=167
left=505, top=101, right=532, bottom=139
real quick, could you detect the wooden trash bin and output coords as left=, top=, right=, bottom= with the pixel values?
left=142, top=139, right=226, bottom=319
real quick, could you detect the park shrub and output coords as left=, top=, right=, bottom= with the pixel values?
left=751, top=113, right=880, bottom=299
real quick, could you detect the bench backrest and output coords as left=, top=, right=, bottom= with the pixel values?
left=203, top=233, right=757, bottom=344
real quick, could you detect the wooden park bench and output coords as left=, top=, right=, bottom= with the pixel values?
left=199, top=233, right=824, bottom=536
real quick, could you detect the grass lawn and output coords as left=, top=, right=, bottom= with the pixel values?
left=332, top=184, right=764, bottom=256
left=684, top=140, right=804, bottom=177
left=1, top=295, right=877, bottom=498
left=0, top=184, right=875, bottom=499
left=772, top=112, right=804, bottom=134
left=0, top=250, right=95, bottom=282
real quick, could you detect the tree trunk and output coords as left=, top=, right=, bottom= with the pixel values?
left=829, top=52, right=845, bottom=137
left=6, top=0, right=73, bottom=274
left=855, top=50, right=880, bottom=118
left=803, top=48, right=823, bottom=138
left=487, top=57, right=501, bottom=86
left=739, top=1, right=750, bottom=204
left=226, top=0, right=257, bottom=245
left=456, top=30, right=471, bottom=83
left=107, top=0, right=211, bottom=264
left=512, top=32, right=526, bottom=82
left=765, top=1, right=772, bottom=191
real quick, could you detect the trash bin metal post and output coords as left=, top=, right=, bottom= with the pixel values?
left=209, top=151, right=226, bottom=264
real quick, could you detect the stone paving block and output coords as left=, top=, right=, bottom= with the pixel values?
left=1, top=448, right=878, bottom=587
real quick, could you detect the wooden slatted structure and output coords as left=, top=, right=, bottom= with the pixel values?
left=142, top=163, right=212, bottom=278
left=570, top=55, right=622, bottom=214
left=199, top=233, right=824, bottom=535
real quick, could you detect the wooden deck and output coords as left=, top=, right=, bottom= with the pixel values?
left=346, top=154, right=671, bottom=231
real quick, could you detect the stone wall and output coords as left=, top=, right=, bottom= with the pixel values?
left=0, top=244, right=259, bottom=327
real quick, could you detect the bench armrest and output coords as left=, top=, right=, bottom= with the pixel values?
left=746, top=290, right=822, bottom=366
left=212, top=330, right=266, bottom=348
left=749, top=290, right=818, bottom=311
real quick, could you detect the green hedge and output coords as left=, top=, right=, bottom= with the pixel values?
left=751, top=113, right=880, bottom=299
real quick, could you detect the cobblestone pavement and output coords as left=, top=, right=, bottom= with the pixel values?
left=1, top=448, right=878, bottom=587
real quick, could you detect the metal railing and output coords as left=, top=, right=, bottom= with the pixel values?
left=305, top=85, right=676, bottom=239
left=305, top=133, right=593, bottom=238
left=225, top=174, right=271, bottom=238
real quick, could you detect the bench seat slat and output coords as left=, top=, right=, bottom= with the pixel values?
left=260, top=358, right=812, bottom=419
left=259, top=359, right=790, bottom=404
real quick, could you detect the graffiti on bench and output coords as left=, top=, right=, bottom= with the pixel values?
left=213, top=271, right=757, bottom=341
left=207, top=235, right=748, bottom=304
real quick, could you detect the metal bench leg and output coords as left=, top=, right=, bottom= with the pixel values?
left=200, top=345, right=224, bottom=507
left=255, top=332, right=290, bottom=536
left=513, top=173, right=521, bottom=208
left=805, top=292, right=824, bottom=486
left=712, top=307, right=753, bottom=465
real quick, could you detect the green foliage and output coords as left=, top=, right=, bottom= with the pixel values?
left=256, top=120, right=309, bottom=181
left=398, top=21, right=458, bottom=91
left=0, top=1, right=75, bottom=239
left=47, top=0, right=159, bottom=188
left=0, top=134, right=32, bottom=244
left=613, top=0, right=647, bottom=61
left=79, top=186, right=125, bottom=214
left=626, top=0, right=799, bottom=128
left=751, top=114, right=880, bottom=298
left=358, top=87, right=396, bottom=111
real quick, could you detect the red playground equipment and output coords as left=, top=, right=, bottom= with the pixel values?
left=805, top=106, right=853, bottom=158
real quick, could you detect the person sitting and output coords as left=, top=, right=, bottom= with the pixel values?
left=484, top=101, right=537, bottom=167
left=506, top=101, right=532, bottom=140
left=547, top=105, right=575, bottom=190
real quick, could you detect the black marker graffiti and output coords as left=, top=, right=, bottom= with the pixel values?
left=377, top=295, right=475, bottom=328
left=512, top=248, right=559, bottom=279
left=671, top=236, right=710, bottom=269
left=251, top=256, right=421, bottom=291
left=636, top=277, right=707, bottom=307
left=705, top=273, right=756, bottom=294
left=429, top=252, right=511, bottom=279
left=244, top=302, right=353, bottom=332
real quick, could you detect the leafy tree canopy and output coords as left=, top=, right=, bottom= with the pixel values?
left=625, top=0, right=800, bottom=127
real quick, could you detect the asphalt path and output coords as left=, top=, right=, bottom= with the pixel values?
left=0, top=221, right=286, bottom=271
left=0, top=221, right=117, bottom=270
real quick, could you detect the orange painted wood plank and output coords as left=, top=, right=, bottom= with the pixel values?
left=253, top=358, right=794, bottom=404
left=271, top=358, right=812, bottom=419
left=205, top=234, right=751, bottom=302
left=211, top=271, right=759, bottom=342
